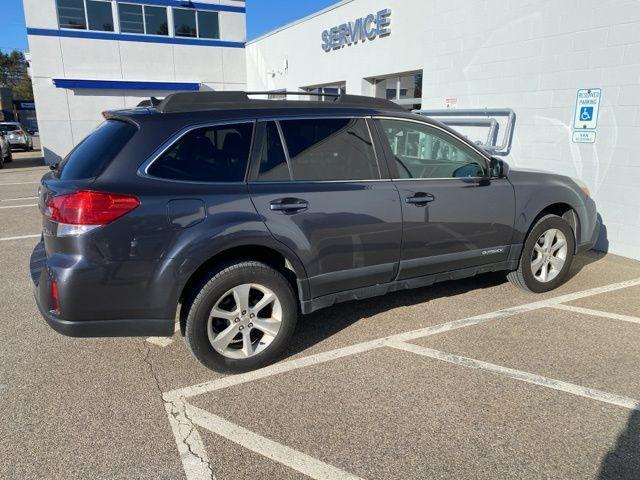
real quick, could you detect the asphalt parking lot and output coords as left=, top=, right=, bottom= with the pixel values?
left=1, top=150, right=639, bottom=479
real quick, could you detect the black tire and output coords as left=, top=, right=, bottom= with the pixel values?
left=507, top=214, right=575, bottom=293
left=184, top=260, right=298, bottom=373
left=5, top=149, right=12, bottom=162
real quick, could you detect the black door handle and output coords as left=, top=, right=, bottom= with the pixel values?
left=270, top=198, right=309, bottom=213
left=405, top=193, right=435, bottom=206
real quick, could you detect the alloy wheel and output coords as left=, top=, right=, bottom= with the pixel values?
left=530, top=228, right=568, bottom=282
left=207, top=283, right=282, bottom=359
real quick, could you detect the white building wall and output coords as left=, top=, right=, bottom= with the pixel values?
left=246, top=0, right=640, bottom=260
left=24, top=0, right=247, bottom=165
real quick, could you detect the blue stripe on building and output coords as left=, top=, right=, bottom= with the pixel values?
left=27, top=28, right=245, bottom=48
left=52, top=79, right=200, bottom=91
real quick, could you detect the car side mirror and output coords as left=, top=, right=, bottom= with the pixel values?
left=489, top=157, right=509, bottom=178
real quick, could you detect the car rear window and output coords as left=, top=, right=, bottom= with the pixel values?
left=147, top=122, right=253, bottom=182
left=0, top=124, right=20, bottom=133
left=58, top=120, right=137, bottom=180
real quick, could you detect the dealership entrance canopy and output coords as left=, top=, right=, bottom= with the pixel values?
left=23, top=0, right=640, bottom=260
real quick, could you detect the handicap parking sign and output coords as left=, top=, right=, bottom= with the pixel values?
left=580, top=107, right=593, bottom=122
left=573, top=89, right=601, bottom=130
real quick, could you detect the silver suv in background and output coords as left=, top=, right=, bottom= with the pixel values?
left=0, top=122, right=34, bottom=151
left=0, top=131, right=12, bottom=167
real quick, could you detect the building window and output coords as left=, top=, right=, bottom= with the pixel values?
left=118, top=3, right=168, bottom=36
left=145, top=6, right=169, bottom=36
left=56, top=0, right=114, bottom=32
left=304, top=83, right=346, bottom=101
left=372, top=71, right=423, bottom=110
left=56, top=0, right=87, bottom=30
left=86, top=0, right=113, bottom=31
left=173, top=8, right=197, bottom=37
left=118, top=3, right=144, bottom=34
left=173, top=8, right=220, bottom=39
left=198, top=11, right=220, bottom=39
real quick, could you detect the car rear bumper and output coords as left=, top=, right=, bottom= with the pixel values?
left=8, top=138, right=28, bottom=147
left=31, top=241, right=174, bottom=337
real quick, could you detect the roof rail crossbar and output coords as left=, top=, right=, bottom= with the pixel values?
left=156, top=91, right=404, bottom=113
left=158, top=91, right=251, bottom=113
left=136, top=97, right=161, bottom=108
left=245, top=91, right=337, bottom=98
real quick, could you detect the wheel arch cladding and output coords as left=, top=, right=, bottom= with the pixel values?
left=533, top=203, right=580, bottom=250
left=177, top=244, right=308, bottom=335
left=514, top=189, right=586, bottom=249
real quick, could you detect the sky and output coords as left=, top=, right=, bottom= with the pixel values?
left=0, top=0, right=339, bottom=53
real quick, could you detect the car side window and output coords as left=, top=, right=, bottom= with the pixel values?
left=255, top=121, right=290, bottom=181
left=279, top=118, right=380, bottom=181
left=378, top=119, right=488, bottom=179
left=148, top=122, right=253, bottom=182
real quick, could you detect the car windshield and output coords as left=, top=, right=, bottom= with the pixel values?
left=0, top=124, right=20, bottom=133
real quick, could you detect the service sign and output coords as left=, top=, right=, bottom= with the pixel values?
left=321, top=9, right=391, bottom=52
left=573, top=88, right=601, bottom=130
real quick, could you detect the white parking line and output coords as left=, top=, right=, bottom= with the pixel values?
left=187, top=403, right=365, bottom=480
left=0, top=234, right=40, bottom=242
left=387, top=341, right=640, bottom=411
left=165, top=399, right=213, bottom=480
left=0, top=196, right=38, bottom=202
left=162, top=276, right=640, bottom=480
left=164, top=277, right=640, bottom=401
left=0, top=181, right=39, bottom=186
left=552, top=304, right=640, bottom=325
left=0, top=204, right=38, bottom=209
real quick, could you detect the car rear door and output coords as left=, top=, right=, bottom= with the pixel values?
left=374, top=117, right=515, bottom=280
left=248, top=117, right=403, bottom=298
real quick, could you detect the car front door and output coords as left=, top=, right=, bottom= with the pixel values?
left=248, top=117, right=403, bottom=298
left=374, top=117, right=515, bottom=280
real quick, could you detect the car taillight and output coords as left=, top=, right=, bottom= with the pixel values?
left=45, top=190, right=140, bottom=226
left=15, top=130, right=24, bottom=136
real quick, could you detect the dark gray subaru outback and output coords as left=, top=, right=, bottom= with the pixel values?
left=32, top=92, right=599, bottom=372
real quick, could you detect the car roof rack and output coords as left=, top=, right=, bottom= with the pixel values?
left=156, top=91, right=404, bottom=113
left=136, top=97, right=162, bottom=108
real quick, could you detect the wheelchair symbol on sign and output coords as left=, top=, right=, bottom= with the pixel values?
left=580, top=107, right=594, bottom=122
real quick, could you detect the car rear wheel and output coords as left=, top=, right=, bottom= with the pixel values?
left=184, top=261, right=298, bottom=373
left=507, top=214, right=575, bottom=293
left=5, top=149, right=12, bottom=162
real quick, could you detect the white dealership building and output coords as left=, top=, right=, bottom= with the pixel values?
left=24, top=0, right=640, bottom=259
left=23, top=0, right=246, bottom=164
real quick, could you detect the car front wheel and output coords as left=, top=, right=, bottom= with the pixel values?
left=184, top=261, right=298, bottom=373
left=507, top=214, right=575, bottom=293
